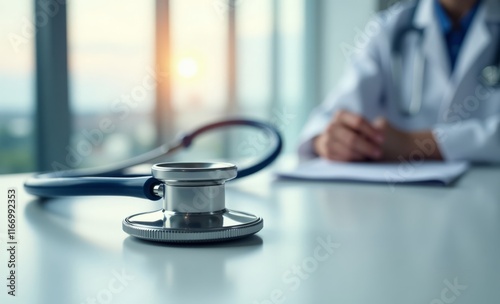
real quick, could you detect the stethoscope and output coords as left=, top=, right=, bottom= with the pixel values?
left=24, top=119, right=282, bottom=243
left=391, top=0, right=500, bottom=116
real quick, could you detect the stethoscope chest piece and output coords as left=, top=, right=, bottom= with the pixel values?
left=122, top=162, right=263, bottom=243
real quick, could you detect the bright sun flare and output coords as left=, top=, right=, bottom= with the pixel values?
left=177, top=57, right=198, bottom=79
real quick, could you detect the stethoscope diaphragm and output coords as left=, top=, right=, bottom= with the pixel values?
left=122, top=162, right=263, bottom=243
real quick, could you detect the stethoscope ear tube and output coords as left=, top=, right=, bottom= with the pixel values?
left=24, top=118, right=282, bottom=200
left=24, top=175, right=162, bottom=200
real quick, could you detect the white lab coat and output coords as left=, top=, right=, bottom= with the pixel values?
left=299, top=0, right=500, bottom=162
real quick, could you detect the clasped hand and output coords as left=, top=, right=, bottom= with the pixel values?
left=313, top=110, right=442, bottom=162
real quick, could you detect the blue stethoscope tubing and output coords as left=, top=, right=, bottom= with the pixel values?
left=24, top=118, right=283, bottom=201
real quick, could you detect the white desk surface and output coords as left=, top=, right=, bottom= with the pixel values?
left=1, top=165, right=500, bottom=304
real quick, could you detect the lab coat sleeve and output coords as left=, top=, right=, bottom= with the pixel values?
left=433, top=116, right=500, bottom=163
left=297, top=35, right=386, bottom=160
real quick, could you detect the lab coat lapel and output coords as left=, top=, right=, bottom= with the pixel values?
left=451, top=5, right=490, bottom=88
left=414, top=0, right=451, bottom=80
left=414, top=0, right=454, bottom=121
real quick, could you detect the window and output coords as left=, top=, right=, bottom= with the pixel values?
left=0, top=0, right=312, bottom=173
left=0, top=0, right=35, bottom=173
left=68, top=0, right=156, bottom=168
left=237, top=0, right=306, bottom=153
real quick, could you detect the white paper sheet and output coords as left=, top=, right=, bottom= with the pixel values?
left=276, top=159, right=470, bottom=185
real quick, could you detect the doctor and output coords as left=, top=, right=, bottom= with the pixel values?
left=299, top=0, right=500, bottom=163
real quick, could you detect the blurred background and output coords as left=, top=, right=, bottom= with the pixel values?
left=0, top=0, right=388, bottom=174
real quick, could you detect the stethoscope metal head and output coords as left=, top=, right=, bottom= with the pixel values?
left=122, top=162, right=264, bottom=243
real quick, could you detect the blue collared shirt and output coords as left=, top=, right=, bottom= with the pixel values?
left=434, top=0, right=481, bottom=71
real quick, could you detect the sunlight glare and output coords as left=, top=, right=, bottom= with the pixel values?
left=177, top=57, right=198, bottom=79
